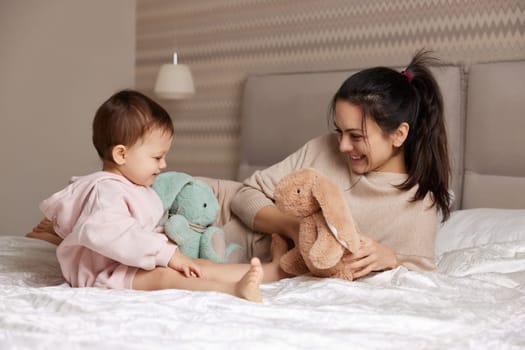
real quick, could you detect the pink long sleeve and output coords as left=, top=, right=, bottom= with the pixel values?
left=40, top=172, right=176, bottom=288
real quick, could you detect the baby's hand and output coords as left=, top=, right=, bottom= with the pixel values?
left=168, top=249, right=202, bottom=278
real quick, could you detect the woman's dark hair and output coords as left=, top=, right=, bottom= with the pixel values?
left=329, top=49, right=451, bottom=220
left=92, top=89, right=174, bottom=163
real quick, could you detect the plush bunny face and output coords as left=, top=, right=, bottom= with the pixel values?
left=274, top=169, right=320, bottom=218
left=152, top=171, right=220, bottom=228
left=173, top=180, right=220, bottom=227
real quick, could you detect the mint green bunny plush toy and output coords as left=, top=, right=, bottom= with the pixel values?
left=152, top=171, right=241, bottom=263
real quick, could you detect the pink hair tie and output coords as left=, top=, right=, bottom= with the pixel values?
left=401, top=70, right=413, bottom=83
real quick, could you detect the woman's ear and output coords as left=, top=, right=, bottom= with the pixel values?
left=112, top=145, right=127, bottom=165
left=392, top=122, right=410, bottom=147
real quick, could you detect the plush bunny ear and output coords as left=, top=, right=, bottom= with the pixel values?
left=311, top=171, right=360, bottom=253
left=152, top=171, right=193, bottom=210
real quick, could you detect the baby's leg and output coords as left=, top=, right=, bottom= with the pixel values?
left=197, top=233, right=289, bottom=283
left=132, top=258, right=264, bottom=302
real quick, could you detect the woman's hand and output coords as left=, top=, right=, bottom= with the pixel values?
left=342, top=235, right=400, bottom=279
left=168, top=249, right=202, bottom=278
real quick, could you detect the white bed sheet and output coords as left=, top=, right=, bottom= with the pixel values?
left=1, top=236, right=524, bottom=350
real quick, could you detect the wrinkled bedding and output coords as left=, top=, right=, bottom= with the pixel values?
left=1, top=236, right=524, bottom=350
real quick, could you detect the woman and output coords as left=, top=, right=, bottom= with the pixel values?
left=231, top=49, right=451, bottom=279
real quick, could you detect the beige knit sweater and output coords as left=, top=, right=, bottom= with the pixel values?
left=231, top=133, right=437, bottom=271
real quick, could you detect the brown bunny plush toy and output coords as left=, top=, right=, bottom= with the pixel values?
left=274, top=168, right=361, bottom=280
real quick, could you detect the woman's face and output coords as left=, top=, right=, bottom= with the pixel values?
left=334, top=100, right=407, bottom=174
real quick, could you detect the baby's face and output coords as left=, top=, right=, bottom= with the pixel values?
left=118, top=128, right=173, bottom=187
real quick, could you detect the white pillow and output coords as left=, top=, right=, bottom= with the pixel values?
left=435, top=208, right=525, bottom=256
left=437, top=241, right=525, bottom=277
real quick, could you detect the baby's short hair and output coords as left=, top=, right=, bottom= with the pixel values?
left=92, top=89, right=174, bottom=162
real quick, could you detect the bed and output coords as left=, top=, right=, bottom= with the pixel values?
left=2, top=60, right=525, bottom=349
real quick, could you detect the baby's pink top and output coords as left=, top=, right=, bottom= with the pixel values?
left=40, top=171, right=176, bottom=289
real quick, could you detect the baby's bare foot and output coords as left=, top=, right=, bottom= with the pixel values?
left=25, top=218, right=62, bottom=245
left=25, top=231, right=63, bottom=245
left=236, top=258, right=264, bottom=302
left=34, top=218, right=54, bottom=233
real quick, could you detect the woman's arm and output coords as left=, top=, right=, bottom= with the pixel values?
left=232, top=165, right=301, bottom=243
left=252, top=205, right=300, bottom=243
left=232, top=138, right=321, bottom=232
left=232, top=134, right=343, bottom=244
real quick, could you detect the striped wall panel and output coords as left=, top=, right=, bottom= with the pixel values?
left=136, top=0, right=525, bottom=179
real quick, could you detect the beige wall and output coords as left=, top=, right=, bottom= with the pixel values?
left=0, top=0, right=136, bottom=236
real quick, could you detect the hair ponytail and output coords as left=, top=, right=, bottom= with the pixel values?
left=400, top=50, right=451, bottom=221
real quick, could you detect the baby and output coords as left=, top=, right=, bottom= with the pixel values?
left=35, top=89, right=287, bottom=301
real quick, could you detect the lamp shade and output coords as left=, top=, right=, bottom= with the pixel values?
left=154, top=61, right=195, bottom=99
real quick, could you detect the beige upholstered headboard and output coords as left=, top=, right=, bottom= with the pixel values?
left=462, top=61, right=525, bottom=209
left=238, top=61, right=525, bottom=210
